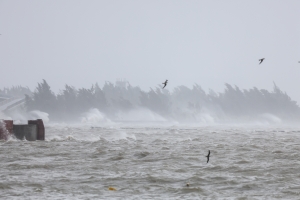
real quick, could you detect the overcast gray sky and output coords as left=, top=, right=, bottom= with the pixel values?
left=0, top=1, right=300, bottom=101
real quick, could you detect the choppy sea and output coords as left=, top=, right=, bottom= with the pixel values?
left=1, top=122, right=300, bottom=199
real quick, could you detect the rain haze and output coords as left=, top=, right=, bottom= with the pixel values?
left=0, top=1, right=300, bottom=100
left=2, top=1, right=300, bottom=199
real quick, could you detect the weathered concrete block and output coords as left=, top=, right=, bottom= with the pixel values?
left=1, top=119, right=45, bottom=141
left=13, top=124, right=37, bottom=141
left=28, top=119, right=45, bottom=140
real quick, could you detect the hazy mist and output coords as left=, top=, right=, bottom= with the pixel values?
left=1, top=80, right=299, bottom=125
left=0, top=1, right=300, bottom=102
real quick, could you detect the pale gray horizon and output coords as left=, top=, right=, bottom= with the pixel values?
left=0, top=1, right=299, bottom=101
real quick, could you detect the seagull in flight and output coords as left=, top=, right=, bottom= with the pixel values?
left=259, top=58, right=265, bottom=64
left=206, top=150, right=210, bottom=163
left=162, top=80, right=168, bottom=89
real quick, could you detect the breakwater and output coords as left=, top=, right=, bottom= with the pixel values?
left=0, top=119, right=45, bottom=141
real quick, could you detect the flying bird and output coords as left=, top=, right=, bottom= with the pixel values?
left=206, top=150, right=210, bottom=163
left=259, top=58, right=265, bottom=64
left=162, top=80, right=168, bottom=89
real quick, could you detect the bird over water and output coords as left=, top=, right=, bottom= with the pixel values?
left=259, top=58, right=265, bottom=64
left=162, top=80, right=168, bottom=89
left=206, top=150, right=210, bottom=163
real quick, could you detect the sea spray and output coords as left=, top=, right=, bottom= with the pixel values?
left=81, top=108, right=112, bottom=124
left=0, top=120, right=9, bottom=140
left=0, top=111, right=11, bottom=120
left=0, top=109, right=49, bottom=124
left=115, top=107, right=167, bottom=122
left=260, top=113, right=282, bottom=124
left=29, top=110, right=50, bottom=123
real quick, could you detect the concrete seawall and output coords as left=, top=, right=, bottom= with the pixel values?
left=28, top=119, right=45, bottom=140
left=13, top=124, right=37, bottom=141
left=0, top=119, right=45, bottom=141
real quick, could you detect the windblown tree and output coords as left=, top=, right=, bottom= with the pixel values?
left=0, top=85, right=32, bottom=98
left=25, top=80, right=57, bottom=116
left=140, top=87, right=171, bottom=117
left=269, top=83, right=299, bottom=118
left=94, top=83, right=107, bottom=111
left=56, top=85, right=78, bottom=119
left=24, top=80, right=300, bottom=122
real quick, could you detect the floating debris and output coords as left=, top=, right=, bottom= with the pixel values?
left=108, top=187, right=116, bottom=191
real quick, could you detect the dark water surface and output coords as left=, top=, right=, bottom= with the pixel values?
left=1, top=124, right=300, bottom=199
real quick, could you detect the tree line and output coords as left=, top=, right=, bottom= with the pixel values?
left=0, top=86, right=32, bottom=98
left=21, top=80, right=300, bottom=122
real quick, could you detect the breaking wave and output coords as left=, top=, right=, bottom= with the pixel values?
left=81, top=108, right=113, bottom=125
left=115, top=107, right=167, bottom=122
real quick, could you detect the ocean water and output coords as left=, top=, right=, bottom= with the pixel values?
left=1, top=123, right=300, bottom=199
